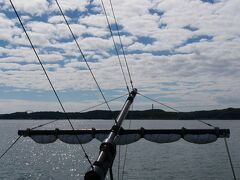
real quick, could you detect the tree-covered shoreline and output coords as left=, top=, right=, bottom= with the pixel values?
left=0, top=108, right=240, bottom=120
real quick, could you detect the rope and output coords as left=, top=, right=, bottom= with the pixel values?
left=80, top=93, right=128, bottom=113
left=54, top=0, right=116, bottom=124
left=9, top=0, right=93, bottom=169
left=138, top=92, right=180, bottom=112
left=0, top=135, right=22, bottom=160
left=109, top=167, right=114, bottom=180
left=31, top=93, right=128, bottom=130
left=121, top=104, right=133, bottom=180
left=224, top=138, right=237, bottom=180
left=197, top=120, right=214, bottom=127
left=138, top=92, right=215, bottom=128
left=99, top=0, right=130, bottom=93
left=117, top=145, right=121, bottom=180
left=108, top=0, right=134, bottom=89
left=121, top=142, right=128, bottom=180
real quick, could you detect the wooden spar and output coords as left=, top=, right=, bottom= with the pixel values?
left=84, top=88, right=137, bottom=180
left=18, top=129, right=230, bottom=138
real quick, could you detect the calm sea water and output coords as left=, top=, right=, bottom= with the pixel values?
left=0, top=120, right=239, bottom=180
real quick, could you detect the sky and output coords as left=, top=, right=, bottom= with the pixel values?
left=0, top=0, right=239, bottom=113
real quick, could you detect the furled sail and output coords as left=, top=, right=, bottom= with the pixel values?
left=18, top=128, right=230, bottom=145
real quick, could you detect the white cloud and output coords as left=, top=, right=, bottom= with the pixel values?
left=48, top=15, right=69, bottom=24
left=2, top=0, right=50, bottom=16
left=0, top=0, right=240, bottom=112
left=50, top=0, right=90, bottom=13
left=80, top=14, right=110, bottom=28
left=0, top=13, right=14, bottom=28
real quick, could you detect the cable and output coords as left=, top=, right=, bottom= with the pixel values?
left=117, top=145, right=121, bottom=180
left=54, top=0, right=115, bottom=124
left=31, top=93, right=128, bottom=130
left=138, top=92, right=215, bottom=128
left=121, top=141, right=128, bottom=180
left=108, top=0, right=134, bottom=89
left=109, top=167, right=114, bottom=180
left=224, top=138, right=237, bottom=180
left=99, top=0, right=130, bottom=93
left=9, top=0, right=93, bottom=168
left=0, top=135, right=22, bottom=160
left=138, top=92, right=180, bottom=112
left=197, top=120, right=214, bottom=127
left=79, top=93, right=128, bottom=113
left=121, top=104, right=133, bottom=180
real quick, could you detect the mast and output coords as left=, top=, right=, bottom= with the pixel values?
left=84, top=88, right=137, bottom=180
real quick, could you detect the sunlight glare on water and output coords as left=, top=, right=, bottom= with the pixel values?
left=0, top=120, right=239, bottom=180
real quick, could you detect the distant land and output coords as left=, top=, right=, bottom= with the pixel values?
left=0, top=108, right=240, bottom=120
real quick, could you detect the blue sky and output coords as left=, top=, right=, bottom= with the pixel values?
left=0, top=0, right=239, bottom=113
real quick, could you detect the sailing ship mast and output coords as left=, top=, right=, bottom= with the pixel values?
left=85, top=88, right=137, bottom=180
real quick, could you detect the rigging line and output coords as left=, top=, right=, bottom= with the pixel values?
left=224, top=138, right=237, bottom=180
left=31, top=93, right=128, bottom=130
left=117, top=145, right=121, bottom=180
left=121, top=144, right=128, bottom=180
left=138, top=92, right=180, bottom=112
left=9, top=0, right=93, bottom=169
left=121, top=136, right=129, bottom=180
left=80, top=93, right=128, bottom=113
left=138, top=92, right=215, bottom=128
left=99, top=0, right=130, bottom=93
left=121, top=104, right=133, bottom=180
left=108, top=0, right=134, bottom=89
left=122, top=136, right=128, bottom=180
left=109, top=167, right=114, bottom=180
left=54, top=0, right=116, bottom=123
left=0, top=135, right=22, bottom=160
left=197, top=120, right=214, bottom=127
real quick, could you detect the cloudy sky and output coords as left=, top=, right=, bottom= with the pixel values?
left=0, top=0, right=239, bottom=113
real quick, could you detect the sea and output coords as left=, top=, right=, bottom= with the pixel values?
left=0, top=119, right=239, bottom=180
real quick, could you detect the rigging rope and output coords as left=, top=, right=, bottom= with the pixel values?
left=0, top=135, right=22, bottom=160
left=99, top=0, right=130, bottom=93
left=109, top=167, right=114, bottom=180
left=138, top=92, right=215, bottom=128
left=9, top=0, right=93, bottom=169
left=121, top=104, right=133, bottom=180
left=80, top=93, right=128, bottom=113
left=117, top=145, right=121, bottom=180
left=138, top=92, right=180, bottom=112
left=31, top=93, right=128, bottom=130
left=54, top=0, right=116, bottom=124
left=121, top=137, right=129, bottom=180
left=121, top=136, right=129, bottom=180
left=224, top=138, right=237, bottom=180
left=108, top=0, right=134, bottom=89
